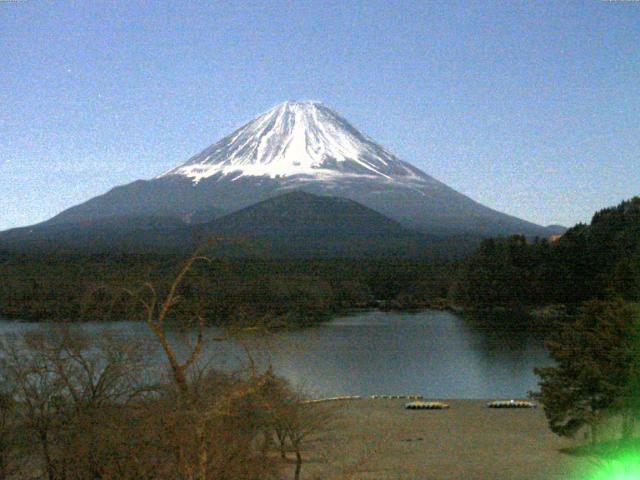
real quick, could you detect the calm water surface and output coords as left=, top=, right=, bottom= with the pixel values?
left=0, top=310, right=551, bottom=399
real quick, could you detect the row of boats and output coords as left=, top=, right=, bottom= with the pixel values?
left=405, top=399, right=537, bottom=410
left=302, top=396, right=537, bottom=409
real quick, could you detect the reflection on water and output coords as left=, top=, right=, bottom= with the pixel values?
left=0, top=310, right=551, bottom=399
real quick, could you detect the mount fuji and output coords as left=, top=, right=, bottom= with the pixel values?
left=2, top=101, right=563, bottom=253
left=158, top=100, right=426, bottom=183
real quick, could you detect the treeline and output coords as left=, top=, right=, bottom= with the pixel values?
left=453, top=197, right=640, bottom=310
left=0, top=252, right=454, bottom=326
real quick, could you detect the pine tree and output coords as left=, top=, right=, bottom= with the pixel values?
left=533, top=299, right=639, bottom=443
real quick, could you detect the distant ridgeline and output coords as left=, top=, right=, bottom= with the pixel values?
left=453, top=197, right=640, bottom=311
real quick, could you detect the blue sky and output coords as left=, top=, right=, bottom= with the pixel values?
left=1, top=0, right=639, bottom=230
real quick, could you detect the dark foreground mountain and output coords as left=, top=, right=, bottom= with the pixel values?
left=196, top=191, right=477, bottom=258
left=7, top=101, right=562, bottom=243
left=0, top=191, right=477, bottom=258
left=209, top=191, right=403, bottom=235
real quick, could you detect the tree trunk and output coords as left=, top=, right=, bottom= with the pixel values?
left=294, top=449, right=302, bottom=480
left=39, top=430, right=55, bottom=480
left=197, top=423, right=208, bottom=480
left=275, top=430, right=287, bottom=459
left=150, top=326, right=189, bottom=397
left=591, top=422, right=598, bottom=445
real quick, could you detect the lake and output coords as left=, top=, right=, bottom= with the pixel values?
left=0, top=310, right=551, bottom=399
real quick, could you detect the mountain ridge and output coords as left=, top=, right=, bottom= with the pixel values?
left=4, top=100, right=564, bottom=240
left=1, top=191, right=471, bottom=258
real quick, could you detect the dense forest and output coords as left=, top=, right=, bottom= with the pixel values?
left=0, top=252, right=453, bottom=326
left=453, top=197, right=640, bottom=311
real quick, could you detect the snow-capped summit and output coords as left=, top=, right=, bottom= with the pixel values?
left=158, top=100, right=424, bottom=183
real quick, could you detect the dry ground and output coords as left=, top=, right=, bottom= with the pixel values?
left=298, top=399, right=596, bottom=480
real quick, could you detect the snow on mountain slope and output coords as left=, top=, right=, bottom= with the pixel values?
left=158, top=101, right=426, bottom=184
left=13, top=100, right=561, bottom=239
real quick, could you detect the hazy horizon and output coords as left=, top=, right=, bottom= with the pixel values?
left=2, top=1, right=639, bottom=231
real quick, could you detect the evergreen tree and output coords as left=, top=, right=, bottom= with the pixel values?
left=533, top=299, right=639, bottom=443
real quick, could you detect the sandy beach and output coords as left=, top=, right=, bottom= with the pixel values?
left=299, top=399, right=593, bottom=480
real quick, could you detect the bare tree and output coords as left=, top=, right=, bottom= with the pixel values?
left=0, top=325, right=153, bottom=480
left=286, top=400, right=332, bottom=480
left=1, top=331, right=67, bottom=480
left=110, top=247, right=286, bottom=480
left=114, top=248, right=214, bottom=397
left=66, top=245, right=339, bottom=480
left=259, top=376, right=335, bottom=480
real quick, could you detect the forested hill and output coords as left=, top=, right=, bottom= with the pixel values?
left=453, top=197, right=640, bottom=310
